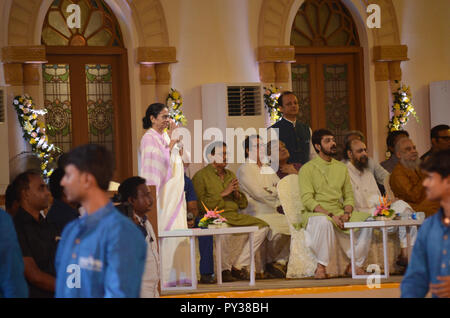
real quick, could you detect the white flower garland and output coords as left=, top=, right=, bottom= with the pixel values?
left=13, top=95, right=58, bottom=179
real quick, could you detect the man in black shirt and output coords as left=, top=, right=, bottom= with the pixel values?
left=12, top=170, right=59, bottom=298
left=268, top=91, right=315, bottom=165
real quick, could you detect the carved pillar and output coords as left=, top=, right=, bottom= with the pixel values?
left=1, top=46, right=47, bottom=180
left=257, top=46, right=295, bottom=90
left=137, top=47, right=177, bottom=122
left=373, top=45, right=409, bottom=160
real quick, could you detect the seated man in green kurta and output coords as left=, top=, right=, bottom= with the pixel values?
left=192, top=141, right=269, bottom=282
left=298, top=129, right=373, bottom=279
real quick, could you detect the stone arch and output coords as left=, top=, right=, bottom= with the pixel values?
left=257, top=0, right=404, bottom=161
left=6, top=0, right=170, bottom=47
left=258, top=0, right=401, bottom=47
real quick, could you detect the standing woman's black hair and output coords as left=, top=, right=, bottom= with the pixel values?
left=142, top=103, right=168, bottom=129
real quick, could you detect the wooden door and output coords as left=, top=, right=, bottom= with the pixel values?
left=292, top=51, right=365, bottom=157
left=43, top=50, right=132, bottom=181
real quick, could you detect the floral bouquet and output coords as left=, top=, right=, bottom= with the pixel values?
left=198, top=202, right=227, bottom=228
left=388, top=82, right=419, bottom=132
left=373, top=195, right=395, bottom=220
left=263, top=85, right=282, bottom=124
left=166, top=88, right=187, bottom=126
left=13, top=95, right=59, bottom=180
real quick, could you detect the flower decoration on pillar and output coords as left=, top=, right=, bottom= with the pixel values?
left=166, top=88, right=187, bottom=126
left=388, top=82, right=419, bottom=132
left=263, top=85, right=282, bottom=124
left=13, top=95, right=59, bottom=180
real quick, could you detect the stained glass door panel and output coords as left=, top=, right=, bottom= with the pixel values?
left=316, top=55, right=356, bottom=158
left=42, top=64, right=73, bottom=153
left=292, top=54, right=358, bottom=158
left=85, top=64, right=115, bottom=155
left=291, top=63, right=312, bottom=127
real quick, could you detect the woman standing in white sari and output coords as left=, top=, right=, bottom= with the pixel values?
left=139, top=103, right=191, bottom=288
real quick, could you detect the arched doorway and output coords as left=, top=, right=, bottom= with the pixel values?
left=290, top=0, right=366, bottom=157
left=41, top=0, right=132, bottom=181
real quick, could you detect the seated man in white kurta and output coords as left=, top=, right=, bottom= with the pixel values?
left=237, top=135, right=290, bottom=278
left=345, top=139, right=419, bottom=268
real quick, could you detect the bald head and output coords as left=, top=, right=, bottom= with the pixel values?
left=347, top=139, right=369, bottom=171
left=396, top=138, right=419, bottom=169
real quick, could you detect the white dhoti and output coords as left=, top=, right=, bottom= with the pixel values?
left=221, top=227, right=270, bottom=272
left=305, top=216, right=373, bottom=268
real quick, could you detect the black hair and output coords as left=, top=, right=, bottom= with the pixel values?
left=118, top=176, right=146, bottom=203
left=430, top=124, right=449, bottom=140
left=5, top=183, right=18, bottom=210
left=205, top=141, right=227, bottom=157
left=311, top=129, right=334, bottom=154
left=11, top=170, right=42, bottom=201
left=278, top=91, right=296, bottom=107
left=243, top=135, right=260, bottom=159
left=63, top=144, right=114, bottom=191
left=142, top=103, right=168, bottom=130
left=420, top=149, right=450, bottom=178
left=48, top=168, right=65, bottom=200
left=386, top=130, right=409, bottom=151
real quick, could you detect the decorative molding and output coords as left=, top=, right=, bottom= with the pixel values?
left=139, top=64, right=156, bottom=85
left=1, top=46, right=47, bottom=63
left=23, top=64, right=41, bottom=86
left=374, top=62, right=389, bottom=81
left=3, top=63, right=23, bottom=86
left=155, top=64, right=171, bottom=85
left=373, top=45, right=408, bottom=62
left=258, top=62, right=276, bottom=83
left=137, top=47, right=177, bottom=64
left=257, top=46, right=296, bottom=63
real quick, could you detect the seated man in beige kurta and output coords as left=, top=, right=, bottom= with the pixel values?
left=192, top=142, right=269, bottom=282
left=298, top=129, right=373, bottom=279
left=390, top=138, right=440, bottom=218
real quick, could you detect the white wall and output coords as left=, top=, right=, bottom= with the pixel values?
left=393, top=0, right=450, bottom=155
left=161, top=0, right=263, bottom=175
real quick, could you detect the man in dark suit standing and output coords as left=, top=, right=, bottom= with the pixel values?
left=269, top=91, right=315, bottom=165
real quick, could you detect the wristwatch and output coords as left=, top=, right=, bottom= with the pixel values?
left=327, top=212, right=334, bottom=218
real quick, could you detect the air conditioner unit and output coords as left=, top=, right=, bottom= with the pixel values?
left=201, top=83, right=267, bottom=173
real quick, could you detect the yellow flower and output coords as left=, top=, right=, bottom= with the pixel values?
left=172, top=91, right=180, bottom=99
left=30, top=138, right=37, bottom=145
left=393, top=104, right=400, bottom=110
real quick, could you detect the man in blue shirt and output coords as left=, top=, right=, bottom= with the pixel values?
left=401, top=149, right=450, bottom=298
left=55, top=144, right=146, bottom=297
left=0, top=209, right=28, bottom=298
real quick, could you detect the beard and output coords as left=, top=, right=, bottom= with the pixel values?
left=400, top=157, right=420, bottom=170
left=322, top=145, right=337, bottom=157
left=353, top=156, right=369, bottom=171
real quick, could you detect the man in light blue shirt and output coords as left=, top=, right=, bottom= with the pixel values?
left=0, top=209, right=28, bottom=298
left=401, top=149, right=450, bottom=298
left=55, top=144, right=146, bottom=297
